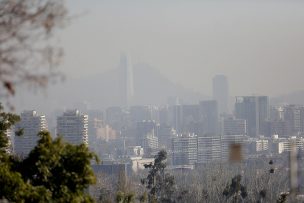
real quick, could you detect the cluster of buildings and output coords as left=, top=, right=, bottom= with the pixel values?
left=169, top=94, right=304, bottom=167
left=9, top=74, right=304, bottom=172
left=12, top=110, right=89, bottom=157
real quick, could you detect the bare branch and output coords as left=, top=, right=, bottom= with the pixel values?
left=0, top=0, right=67, bottom=99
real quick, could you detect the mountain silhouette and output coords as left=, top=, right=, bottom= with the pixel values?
left=14, top=63, right=206, bottom=113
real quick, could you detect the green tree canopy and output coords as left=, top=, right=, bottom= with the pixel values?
left=0, top=105, right=98, bottom=202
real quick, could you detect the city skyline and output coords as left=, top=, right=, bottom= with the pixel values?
left=12, top=54, right=304, bottom=115
left=2, top=1, right=304, bottom=201
left=12, top=95, right=304, bottom=165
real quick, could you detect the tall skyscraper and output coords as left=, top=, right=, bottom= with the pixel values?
left=14, top=110, right=47, bottom=156
left=57, top=110, right=89, bottom=145
left=119, top=53, right=134, bottom=107
left=235, top=96, right=269, bottom=137
left=213, top=75, right=229, bottom=114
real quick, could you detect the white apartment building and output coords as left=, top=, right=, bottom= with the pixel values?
left=272, top=136, right=304, bottom=154
left=197, top=136, right=222, bottom=164
left=172, top=133, right=197, bottom=166
left=57, top=110, right=88, bottom=145
left=141, top=132, right=158, bottom=156
left=14, top=110, right=47, bottom=156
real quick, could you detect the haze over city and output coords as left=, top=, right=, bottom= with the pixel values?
left=11, top=0, right=304, bottom=113
left=3, top=1, right=304, bottom=202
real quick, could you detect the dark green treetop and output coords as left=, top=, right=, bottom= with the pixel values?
left=0, top=105, right=98, bottom=202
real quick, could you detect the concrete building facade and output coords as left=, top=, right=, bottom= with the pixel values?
left=57, top=110, right=89, bottom=145
left=235, top=96, right=269, bottom=137
left=172, top=134, right=198, bottom=165
left=14, top=110, right=47, bottom=156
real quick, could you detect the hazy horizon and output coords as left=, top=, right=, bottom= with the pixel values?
left=9, top=0, right=304, bottom=113
left=56, top=0, right=304, bottom=97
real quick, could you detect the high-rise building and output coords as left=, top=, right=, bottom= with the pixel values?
left=172, top=134, right=197, bottom=166
left=119, top=53, right=134, bottom=107
left=265, top=104, right=304, bottom=137
left=181, top=105, right=200, bottom=134
left=213, top=75, right=229, bottom=114
left=57, top=110, right=88, bottom=145
left=197, top=135, right=221, bottom=164
left=270, top=106, right=284, bottom=121
left=141, top=133, right=159, bottom=157
left=14, top=110, right=47, bottom=156
left=168, top=104, right=200, bottom=134
left=199, top=100, right=219, bottom=135
left=222, top=117, right=247, bottom=136
left=283, top=105, right=304, bottom=135
left=235, top=96, right=269, bottom=137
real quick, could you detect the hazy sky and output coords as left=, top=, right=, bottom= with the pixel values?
left=59, top=0, right=304, bottom=97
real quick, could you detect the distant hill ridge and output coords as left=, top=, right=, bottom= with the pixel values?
left=64, top=63, right=206, bottom=108
left=14, top=63, right=206, bottom=112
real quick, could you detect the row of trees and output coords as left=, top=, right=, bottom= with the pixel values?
left=89, top=150, right=298, bottom=203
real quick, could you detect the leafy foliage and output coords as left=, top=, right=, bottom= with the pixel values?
left=116, top=191, right=135, bottom=203
left=0, top=106, right=20, bottom=154
left=0, top=106, right=98, bottom=202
